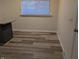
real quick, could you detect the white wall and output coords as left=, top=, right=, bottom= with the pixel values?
left=1, top=0, right=59, bottom=32
left=57, top=0, right=77, bottom=59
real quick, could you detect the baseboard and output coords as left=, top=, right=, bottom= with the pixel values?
left=13, top=29, right=57, bottom=33
left=57, top=32, right=68, bottom=59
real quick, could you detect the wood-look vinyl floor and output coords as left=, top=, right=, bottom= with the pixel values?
left=0, top=31, right=63, bottom=59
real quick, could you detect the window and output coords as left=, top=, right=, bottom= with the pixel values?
left=21, top=0, right=50, bottom=16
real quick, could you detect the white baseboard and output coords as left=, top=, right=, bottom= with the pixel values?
left=57, top=32, right=68, bottom=59
left=13, top=29, right=57, bottom=33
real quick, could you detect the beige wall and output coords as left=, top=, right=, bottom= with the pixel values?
left=1, top=0, right=59, bottom=32
left=57, top=0, right=77, bottom=59
left=72, top=33, right=78, bottom=59
left=0, top=0, right=4, bottom=20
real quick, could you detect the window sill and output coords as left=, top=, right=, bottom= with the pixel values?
left=20, top=15, right=52, bottom=17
